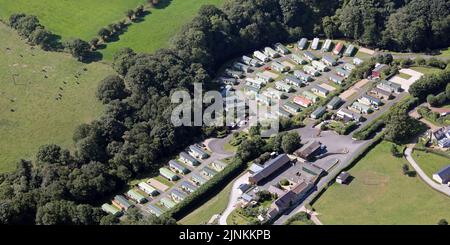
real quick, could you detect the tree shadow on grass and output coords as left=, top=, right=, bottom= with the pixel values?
left=153, top=0, right=173, bottom=10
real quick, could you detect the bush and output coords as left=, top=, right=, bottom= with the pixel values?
left=353, top=118, right=385, bottom=140
left=280, top=179, right=290, bottom=186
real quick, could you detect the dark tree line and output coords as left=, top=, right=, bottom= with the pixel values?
left=9, top=13, right=96, bottom=62
left=324, top=0, right=450, bottom=52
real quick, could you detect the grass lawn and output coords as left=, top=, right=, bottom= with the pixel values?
left=223, top=142, right=237, bottom=153
left=410, top=66, right=444, bottom=75
left=412, top=149, right=450, bottom=181
left=435, top=47, right=450, bottom=60
left=313, top=141, right=450, bottom=224
left=397, top=72, right=412, bottom=80
left=0, top=23, right=113, bottom=173
left=0, top=0, right=145, bottom=41
left=178, top=175, right=234, bottom=225
left=100, top=0, right=224, bottom=60
left=154, top=175, right=175, bottom=188
left=227, top=208, right=252, bottom=225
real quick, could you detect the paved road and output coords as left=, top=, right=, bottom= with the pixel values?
left=404, top=146, right=450, bottom=197
left=218, top=172, right=251, bottom=225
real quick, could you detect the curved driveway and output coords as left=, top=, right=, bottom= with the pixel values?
left=404, top=146, right=450, bottom=197
left=218, top=172, right=251, bottom=225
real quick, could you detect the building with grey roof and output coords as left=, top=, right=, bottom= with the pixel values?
left=249, top=154, right=291, bottom=185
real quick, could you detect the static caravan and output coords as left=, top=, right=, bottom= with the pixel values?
left=138, top=182, right=159, bottom=196
left=188, top=145, right=209, bottom=159
left=224, top=69, right=244, bottom=79
left=350, top=101, right=372, bottom=114
left=160, top=197, right=176, bottom=209
left=159, top=167, right=179, bottom=181
left=359, top=94, right=382, bottom=106
left=275, top=43, right=290, bottom=55
left=242, top=55, right=253, bottom=65
left=311, top=60, right=328, bottom=72
left=294, top=70, right=312, bottom=82
left=311, top=106, right=326, bottom=119
left=169, top=160, right=190, bottom=174
left=102, top=203, right=122, bottom=217
left=254, top=51, right=270, bottom=62
left=256, top=93, right=272, bottom=106
left=191, top=173, right=208, bottom=186
left=302, top=90, right=319, bottom=102
left=218, top=77, right=238, bottom=85
left=329, top=74, right=344, bottom=84
left=170, top=188, right=188, bottom=203
left=298, top=38, right=308, bottom=50
left=233, top=62, right=252, bottom=73
left=343, top=63, right=356, bottom=71
left=211, top=161, right=227, bottom=171
left=336, top=67, right=350, bottom=78
left=322, top=39, right=332, bottom=52
left=337, top=108, right=362, bottom=122
left=264, top=47, right=280, bottom=58
left=303, top=65, right=320, bottom=76
left=126, top=189, right=147, bottom=204
left=283, top=101, right=302, bottom=113
left=271, top=61, right=289, bottom=72
left=327, top=96, right=343, bottom=110
left=293, top=96, right=312, bottom=108
left=179, top=152, right=199, bottom=166
left=277, top=108, right=291, bottom=118
left=180, top=181, right=198, bottom=193
left=113, top=195, right=133, bottom=211
left=284, top=75, right=303, bottom=87
left=275, top=81, right=292, bottom=93
left=377, top=80, right=402, bottom=94
left=303, top=51, right=318, bottom=61
left=311, top=38, right=320, bottom=50
left=146, top=204, right=163, bottom=217
left=311, top=85, right=330, bottom=97
left=353, top=57, right=364, bottom=65
left=291, top=54, right=307, bottom=65
left=256, top=73, right=273, bottom=83
left=201, top=166, right=218, bottom=178
left=322, top=55, right=337, bottom=66
left=244, top=85, right=260, bottom=97
left=263, top=88, right=284, bottom=100
left=344, top=44, right=356, bottom=57
left=246, top=78, right=264, bottom=88
left=333, top=42, right=344, bottom=55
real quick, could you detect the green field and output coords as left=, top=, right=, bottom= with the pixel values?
left=100, top=0, right=224, bottom=59
left=178, top=176, right=234, bottom=225
left=410, top=66, right=444, bottom=75
left=412, top=149, right=450, bottom=181
left=0, top=0, right=145, bottom=41
left=313, top=141, right=450, bottom=225
left=0, top=23, right=113, bottom=173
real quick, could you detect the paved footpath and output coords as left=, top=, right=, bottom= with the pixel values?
left=404, top=146, right=450, bottom=197
left=218, top=172, right=251, bottom=225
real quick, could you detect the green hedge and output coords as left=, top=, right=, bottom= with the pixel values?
left=353, top=116, right=386, bottom=140
left=168, top=157, right=246, bottom=220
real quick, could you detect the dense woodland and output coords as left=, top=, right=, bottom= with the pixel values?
left=1, top=0, right=449, bottom=225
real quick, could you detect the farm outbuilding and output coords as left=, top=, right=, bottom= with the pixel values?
left=248, top=154, right=291, bottom=185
